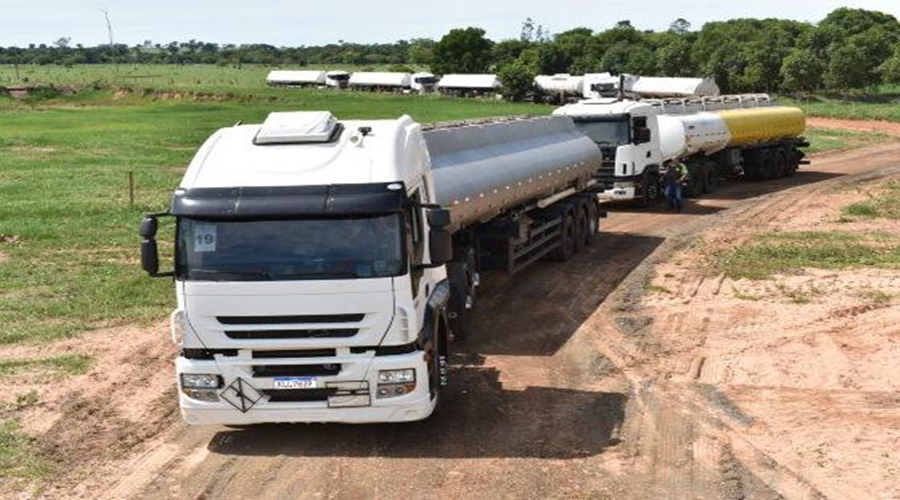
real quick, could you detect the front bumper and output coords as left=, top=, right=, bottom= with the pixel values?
left=597, top=184, right=637, bottom=201
left=176, top=350, right=436, bottom=425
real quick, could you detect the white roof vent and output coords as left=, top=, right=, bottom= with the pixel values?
left=254, top=111, right=342, bottom=145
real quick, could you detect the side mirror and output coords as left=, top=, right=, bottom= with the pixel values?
left=427, top=208, right=451, bottom=229
left=139, top=215, right=158, bottom=239
left=141, top=239, right=160, bottom=276
left=633, top=128, right=651, bottom=145
left=139, top=213, right=172, bottom=277
left=428, top=229, right=453, bottom=266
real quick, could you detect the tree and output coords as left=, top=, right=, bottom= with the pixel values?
left=878, top=44, right=900, bottom=84
left=824, top=44, right=870, bottom=90
left=431, top=27, right=494, bottom=74
left=492, top=39, right=533, bottom=68
left=497, top=58, right=536, bottom=101
left=520, top=18, right=535, bottom=42
left=53, top=37, right=71, bottom=48
left=669, top=18, right=692, bottom=35
left=656, top=37, right=695, bottom=76
left=780, top=48, right=824, bottom=92
left=409, top=38, right=434, bottom=65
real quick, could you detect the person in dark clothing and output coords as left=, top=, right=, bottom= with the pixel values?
left=664, top=161, right=688, bottom=212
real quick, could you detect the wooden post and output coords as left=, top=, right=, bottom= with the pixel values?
left=128, top=171, right=134, bottom=207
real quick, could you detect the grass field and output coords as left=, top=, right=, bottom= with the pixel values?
left=0, top=88, right=552, bottom=345
left=0, top=64, right=425, bottom=94
left=780, top=86, right=900, bottom=122
left=803, top=127, right=892, bottom=153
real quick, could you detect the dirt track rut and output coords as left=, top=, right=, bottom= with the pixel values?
left=67, top=141, right=900, bottom=499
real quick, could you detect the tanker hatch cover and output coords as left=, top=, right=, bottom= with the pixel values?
left=254, top=111, right=342, bottom=145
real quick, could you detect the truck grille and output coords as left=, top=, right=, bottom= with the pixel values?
left=217, top=314, right=364, bottom=325
left=262, top=388, right=338, bottom=403
left=252, top=364, right=341, bottom=377
left=225, top=329, right=358, bottom=339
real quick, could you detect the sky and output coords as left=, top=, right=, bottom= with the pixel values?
left=0, top=0, right=898, bottom=47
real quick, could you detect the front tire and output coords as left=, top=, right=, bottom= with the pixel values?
left=640, top=168, right=661, bottom=207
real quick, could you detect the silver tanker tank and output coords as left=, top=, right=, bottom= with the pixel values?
left=423, top=116, right=603, bottom=232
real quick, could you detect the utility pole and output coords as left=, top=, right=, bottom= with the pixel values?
left=100, top=9, right=119, bottom=75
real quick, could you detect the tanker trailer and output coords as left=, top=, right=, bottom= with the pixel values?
left=138, top=111, right=604, bottom=425
left=554, top=97, right=809, bottom=205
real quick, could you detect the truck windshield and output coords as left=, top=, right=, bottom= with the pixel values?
left=176, top=215, right=404, bottom=281
left=574, top=118, right=630, bottom=146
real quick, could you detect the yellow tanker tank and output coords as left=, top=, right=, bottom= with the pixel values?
left=716, top=107, right=806, bottom=147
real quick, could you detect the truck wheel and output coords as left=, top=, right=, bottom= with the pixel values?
left=584, top=198, right=600, bottom=245
left=426, top=318, right=449, bottom=412
left=550, top=213, right=576, bottom=261
left=447, top=248, right=477, bottom=342
left=640, top=169, right=661, bottom=207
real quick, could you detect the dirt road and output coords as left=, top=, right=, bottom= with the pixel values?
left=32, top=140, right=900, bottom=499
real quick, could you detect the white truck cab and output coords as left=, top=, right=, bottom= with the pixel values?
left=554, top=98, right=663, bottom=204
left=140, top=112, right=452, bottom=424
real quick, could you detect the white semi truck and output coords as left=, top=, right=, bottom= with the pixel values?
left=139, top=111, right=603, bottom=424
left=554, top=92, right=808, bottom=205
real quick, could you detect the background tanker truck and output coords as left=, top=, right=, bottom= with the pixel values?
left=138, top=111, right=603, bottom=425
left=554, top=93, right=808, bottom=204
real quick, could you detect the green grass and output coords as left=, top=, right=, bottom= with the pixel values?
left=711, top=231, right=900, bottom=279
left=0, top=64, right=428, bottom=93
left=0, top=420, right=53, bottom=479
left=0, top=88, right=551, bottom=344
left=840, top=181, right=900, bottom=220
left=0, top=354, right=93, bottom=378
left=857, top=288, right=894, bottom=306
left=782, top=86, right=900, bottom=123
left=803, top=127, right=891, bottom=154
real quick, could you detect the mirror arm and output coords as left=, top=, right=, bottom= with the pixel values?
left=412, top=263, right=444, bottom=271
left=405, top=200, right=442, bottom=210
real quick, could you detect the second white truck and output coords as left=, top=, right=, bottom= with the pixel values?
left=554, top=92, right=808, bottom=205
left=140, top=111, right=603, bottom=425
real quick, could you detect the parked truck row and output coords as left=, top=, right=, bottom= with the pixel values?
left=140, top=92, right=807, bottom=425
left=267, top=70, right=497, bottom=95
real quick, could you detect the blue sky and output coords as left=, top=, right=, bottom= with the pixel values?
left=1, top=0, right=898, bottom=47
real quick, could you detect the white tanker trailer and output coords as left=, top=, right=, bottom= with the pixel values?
left=138, top=112, right=604, bottom=425
left=555, top=95, right=808, bottom=204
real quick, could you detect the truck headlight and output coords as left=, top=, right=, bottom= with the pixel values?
left=378, top=369, right=415, bottom=384
left=180, top=374, right=222, bottom=402
left=376, top=369, right=416, bottom=399
left=181, top=373, right=222, bottom=389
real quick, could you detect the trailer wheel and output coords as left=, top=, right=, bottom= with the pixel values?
left=760, top=150, right=775, bottom=180
left=703, top=165, right=719, bottom=194
left=550, top=213, right=576, bottom=261
left=573, top=201, right=588, bottom=252
left=785, top=149, right=799, bottom=176
left=773, top=150, right=787, bottom=179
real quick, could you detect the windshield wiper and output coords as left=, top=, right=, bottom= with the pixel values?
left=189, top=269, right=273, bottom=280
left=277, top=271, right=360, bottom=280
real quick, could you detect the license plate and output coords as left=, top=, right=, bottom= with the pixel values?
left=273, top=377, right=318, bottom=389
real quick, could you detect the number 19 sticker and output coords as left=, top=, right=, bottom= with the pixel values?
left=194, top=224, right=217, bottom=252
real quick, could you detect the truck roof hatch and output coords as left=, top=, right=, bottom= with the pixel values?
left=253, top=111, right=342, bottom=145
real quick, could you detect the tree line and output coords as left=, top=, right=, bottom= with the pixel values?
left=2, top=7, right=899, bottom=96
